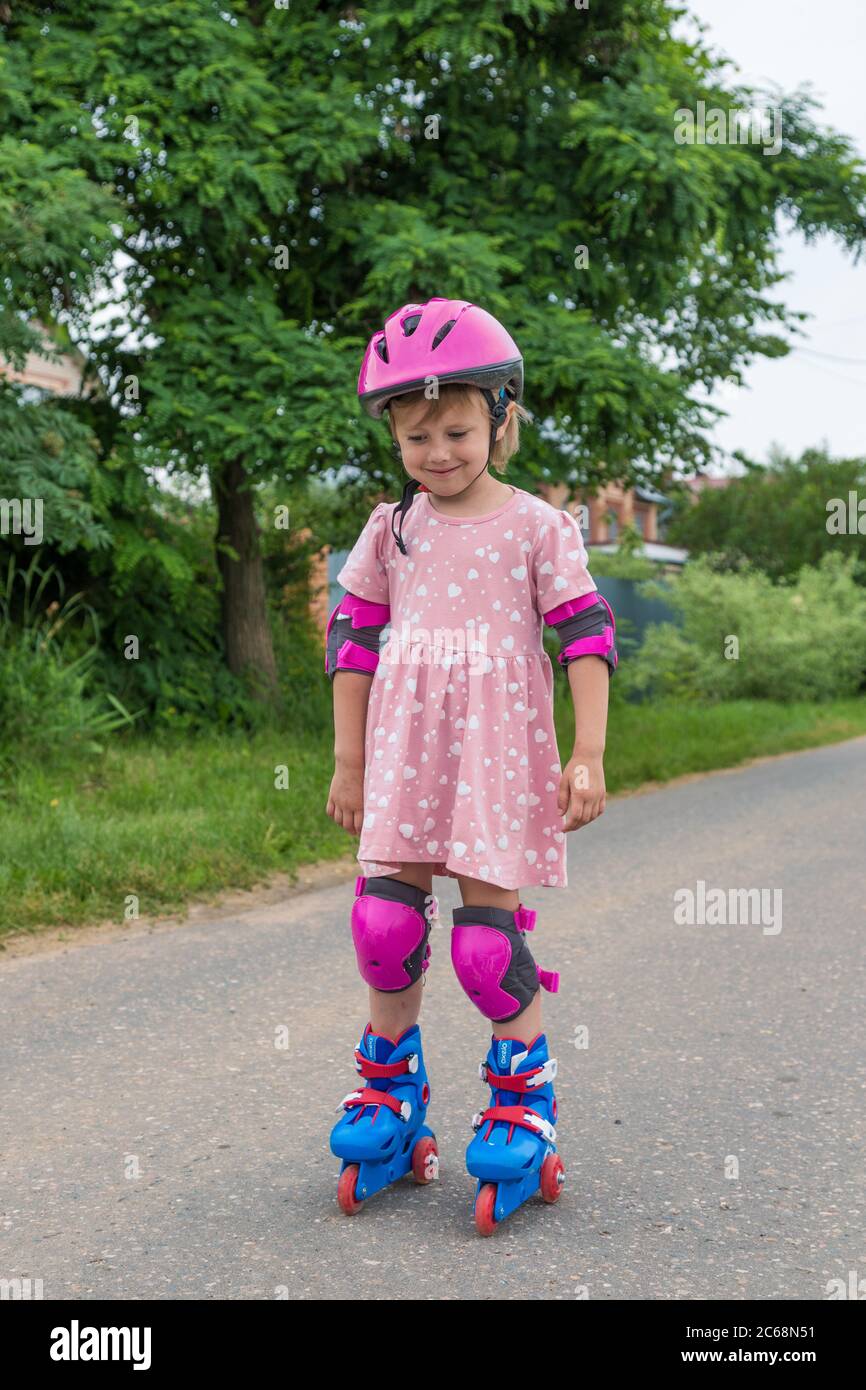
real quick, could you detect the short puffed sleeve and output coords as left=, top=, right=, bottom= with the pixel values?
left=336, top=502, right=391, bottom=604
left=531, top=507, right=597, bottom=617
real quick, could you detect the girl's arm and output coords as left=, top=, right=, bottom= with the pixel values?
left=558, top=655, right=610, bottom=832
left=567, top=653, right=609, bottom=758
left=542, top=587, right=616, bottom=832
left=327, top=671, right=372, bottom=834
left=325, top=588, right=389, bottom=833
left=333, top=670, right=372, bottom=769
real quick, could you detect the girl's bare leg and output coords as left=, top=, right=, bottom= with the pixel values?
left=367, top=863, right=434, bottom=1038
left=454, top=875, right=542, bottom=1044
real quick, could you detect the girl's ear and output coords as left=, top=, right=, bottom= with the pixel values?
left=495, top=401, right=515, bottom=440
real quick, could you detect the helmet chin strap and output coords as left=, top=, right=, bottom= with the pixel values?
left=448, top=456, right=491, bottom=497
left=390, top=387, right=508, bottom=555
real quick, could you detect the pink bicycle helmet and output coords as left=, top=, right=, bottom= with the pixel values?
left=357, top=298, right=524, bottom=554
left=358, top=297, right=523, bottom=418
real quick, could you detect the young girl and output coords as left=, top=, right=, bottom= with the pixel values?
left=324, top=297, right=616, bottom=1234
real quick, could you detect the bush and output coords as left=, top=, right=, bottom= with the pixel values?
left=0, top=553, right=134, bottom=771
left=619, top=551, right=866, bottom=703
left=665, top=448, right=866, bottom=585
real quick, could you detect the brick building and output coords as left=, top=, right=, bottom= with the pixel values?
left=0, top=320, right=89, bottom=397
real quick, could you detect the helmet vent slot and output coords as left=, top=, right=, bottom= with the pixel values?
left=374, top=336, right=389, bottom=363
left=431, top=319, right=456, bottom=350
left=402, top=313, right=422, bottom=336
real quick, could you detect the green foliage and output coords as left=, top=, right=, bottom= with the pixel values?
left=0, top=552, right=135, bottom=771
left=0, top=381, right=113, bottom=553
left=9, top=693, right=866, bottom=933
left=86, top=485, right=277, bottom=733
left=2, top=0, right=866, bottom=740
left=0, top=131, right=120, bottom=346
left=586, top=524, right=657, bottom=580
left=4, top=0, right=866, bottom=523
left=666, top=447, right=866, bottom=583
left=620, top=551, right=866, bottom=703
left=256, top=480, right=340, bottom=736
left=271, top=606, right=334, bottom=738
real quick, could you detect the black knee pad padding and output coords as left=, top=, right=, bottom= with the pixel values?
left=451, top=905, right=540, bottom=1022
left=352, top=875, right=435, bottom=991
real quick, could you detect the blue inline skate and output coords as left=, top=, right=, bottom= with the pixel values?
left=467, top=1032, right=564, bottom=1235
left=331, top=1021, right=439, bottom=1214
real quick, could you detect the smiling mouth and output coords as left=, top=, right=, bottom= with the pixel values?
left=428, top=465, right=461, bottom=475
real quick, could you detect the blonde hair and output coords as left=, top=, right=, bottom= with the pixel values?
left=387, top=382, right=531, bottom=473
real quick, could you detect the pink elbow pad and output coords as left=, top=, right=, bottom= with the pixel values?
left=543, top=592, right=603, bottom=625
left=561, top=627, right=617, bottom=667
left=545, top=591, right=618, bottom=672
left=325, top=592, right=391, bottom=679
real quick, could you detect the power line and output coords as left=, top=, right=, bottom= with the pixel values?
left=791, top=346, right=866, bottom=366
left=785, top=355, right=866, bottom=389
left=812, top=311, right=866, bottom=330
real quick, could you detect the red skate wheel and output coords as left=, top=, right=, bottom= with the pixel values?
left=337, top=1164, right=364, bottom=1214
left=540, top=1152, right=565, bottom=1204
left=411, top=1135, right=440, bottom=1184
left=474, top=1183, right=498, bottom=1236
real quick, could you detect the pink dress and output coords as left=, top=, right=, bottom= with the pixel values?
left=336, top=484, right=599, bottom=890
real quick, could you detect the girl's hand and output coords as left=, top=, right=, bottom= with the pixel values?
left=558, top=750, right=606, bottom=832
left=326, top=760, right=365, bottom=835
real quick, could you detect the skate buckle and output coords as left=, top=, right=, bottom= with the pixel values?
left=399, top=1100, right=412, bottom=1122
left=525, top=1057, right=558, bottom=1087
left=336, top=1089, right=362, bottom=1113
left=471, top=1110, right=485, bottom=1131
left=478, top=1060, right=488, bottom=1083
left=406, top=1052, right=419, bottom=1073
left=525, top=1112, right=556, bottom=1144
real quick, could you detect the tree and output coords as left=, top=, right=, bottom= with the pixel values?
left=665, top=447, right=866, bottom=584
left=2, top=0, right=865, bottom=697
left=0, top=134, right=119, bottom=554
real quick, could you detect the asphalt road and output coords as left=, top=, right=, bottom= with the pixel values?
left=2, top=738, right=864, bottom=1300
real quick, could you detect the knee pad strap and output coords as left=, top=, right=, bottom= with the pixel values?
left=351, top=875, right=438, bottom=993
left=451, top=903, right=559, bottom=1023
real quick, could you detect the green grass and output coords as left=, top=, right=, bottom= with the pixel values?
left=3, top=695, right=866, bottom=938
left=0, top=728, right=351, bottom=938
left=561, top=691, right=866, bottom=792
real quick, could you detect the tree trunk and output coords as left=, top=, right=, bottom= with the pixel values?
left=211, top=457, right=280, bottom=705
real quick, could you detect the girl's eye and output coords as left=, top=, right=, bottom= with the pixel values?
left=408, top=431, right=467, bottom=442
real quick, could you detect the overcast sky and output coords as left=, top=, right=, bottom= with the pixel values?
left=675, top=0, right=866, bottom=470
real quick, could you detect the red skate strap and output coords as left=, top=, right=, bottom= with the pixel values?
left=480, top=1104, right=544, bottom=1134
left=343, top=1087, right=404, bottom=1116
left=484, top=1066, right=545, bottom=1093
left=354, top=1050, right=411, bottom=1079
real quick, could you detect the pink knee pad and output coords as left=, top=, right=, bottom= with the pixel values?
left=451, top=903, right=559, bottom=1022
left=350, top=875, right=439, bottom=992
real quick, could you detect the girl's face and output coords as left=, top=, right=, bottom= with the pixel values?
left=392, top=393, right=513, bottom=491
